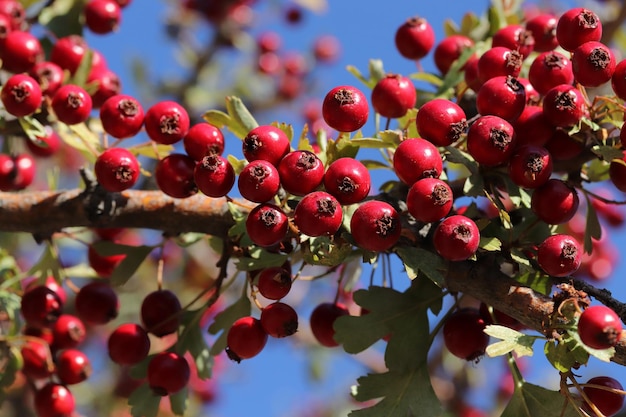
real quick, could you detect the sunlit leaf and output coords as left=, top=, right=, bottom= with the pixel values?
left=479, top=236, right=502, bottom=251
left=567, top=328, right=615, bottom=363
left=225, top=96, right=258, bottom=133
left=500, top=382, right=580, bottom=417
left=544, top=335, right=589, bottom=373
left=129, top=143, right=174, bottom=160
left=484, top=325, right=538, bottom=358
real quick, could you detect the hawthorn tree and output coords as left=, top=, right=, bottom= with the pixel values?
left=6, top=0, right=626, bottom=416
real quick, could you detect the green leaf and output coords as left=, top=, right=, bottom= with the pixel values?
left=57, top=123, right=101, bottom=163
left=368, top=59, right=386, bottom=84
left=207, top=288, right=251, bottom=355
left=128, top=384, right=161, bottom=417
left=409, top=72, right=443, bottom=88
left=378, top=130, right=403, bottom=147
left=583, top=193, right=602, bottom=255
left=591, top=145, right=623, bottom=162
left=18, top=116, right=48, bottom=143
left=272, top=122, right=294, bottom=143
left=435, top=46, right=475, bottom=97
left=346, top=65, right=370, bottom=87
left=0, top=290, right=24, bottom=334
left=234, top=247, right=288, bottom=271
left=567, top=328, right=615, bottom=363
left=444, top=146, right=478, bottom=174
left=38, top=0, right=84, bottom=37
left=394, top=246, right=445, bottom=286
left=225, top=96, right=258, bottom=134
left=178, top=310, right=213, bottom=380
left=0, top=345, right=21, bottom=400
left=301, top=236, right=354, bottom=267
left=169, top=386, right=189, bottom=416
left=26, top=243, right=62, bottom=283
left=479, top=236, right=502, bottom=251
left=68, top=48, right=93, bottom=88
left=513, top=270, right=552, bottom=296
left=544, top=335, right=589, bottom=373
left=90, top=241, right=155, bottom=287
left=349, top=137, right=390, bottom=149
left=500, top=382, right=580, bottom=417
left=129, top=143, right=174, bottom=160
left=484, top=325, right=538, bottom=358
left=360, top=159, right=389, bottom=170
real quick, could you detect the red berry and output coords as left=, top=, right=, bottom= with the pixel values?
left=433, top=34, right=474, bottom=75
left=545, top=129, right=584, bottom=161
left=350, top=200, right=402, bottom=252
left=537, top=234, right=582, bottom=277
left=492, top=24, right=535, bottom=58
left=155, top=153, right=198, bottom=198
left=571, top=41, right=616, bottom=87
left=50, top=35, right=88, bottom=75
left=87, top=67, right=121, bottom=108
left=242, top=125, right=290, bottom=166
left=476, top=75, right=526, bottom=122
left=322, top=85, right=369, bottom=133
left=245, top=203, right=289, bottom=247
left=29, top=61, right=64, bottom=97
left=477, top=46, right=523, bottom=84
left=107, top=323, right=151, bottom=365
left=466, top=115, right=517, bottom=167
left=260, top=301, right=298, bottom=338
left=528, top=51, right=574, bottom=95
left=394, top=16, right=435, bottom=60
left=582, top=376, right=624, bottom=417
left=256, top=267, right=292, bottom=300
left=84, top=0, right=121, bottom=34
left=415, top=98, right=467, bottom=147
left=513, top=105, right=555, bottom=147
left=0, top=153, right=35, bottom=190
left=226, top=316, right=268, bottom=361
left=237, top=159, right=280, bottom=202
left=508, top=145, right=553, bottom=189
left=34, top=383, right=75, bottom=417
left=612, top=59, right=626, bottom=100
left=443, top=308, right=489, bottom=361
left=144, top=100, right=190, bottom=145
left=94, top=147, right=140, bottom=192
left=51, top=84, right=93, bottom=125
left=406, top=177, right=453, bottom=223
left=309, top=302, right=349, bottom=347
left=194, top=153, right=236, bottom=198
left=525, top=14, right=558, bottom=52
left=56, top=349, right=91, bottom=385
left=0, top=31, right=42, bottom=73
left=256, top=31, right=281, bottom=53
left=293, top=191, right=343, bottom=237
left=74, top=280, right=119, bottom=325
left=1, top=73, right=42, bottom=117
left=323, top=157, right=371, bottom=205
left=313, top=34, right=340, bottom=63
left=393, top=138, right=442, bottom=185
left=88, top=240, right=125, bottom=277
left=433, top=215, right=480, bottom=261
left=371, top=73, right=416, bottom=118
left=0, top=0, right=25, bottom=30
left=21, top=339, right=54, bottom=379
left=99, top=94, right=144, bottom=139
left=531, top=178, right=579, bottom=224
left=556, top=8, right=602, bottom=52
left=578, top=305, right=623, bottom=350
left=52, top=314, right=86, bottom=349
left=278, top=150, right=325, bottom=196
left=183, top=123, right=225, bottom=160
left=141, top=289, right=182, bottom=337
left=21, top=285, right=63, bottom=328
left=147, top=351, right=191, bottom=396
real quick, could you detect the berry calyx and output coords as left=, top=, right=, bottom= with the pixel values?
left=433, top=215, right=480, bottom=261
left=144, top=100, right=190, bottom=145
left=322, top=85, right=369, bottom=132
left=94, top=147, right=140, bottom=192
left=350, top=200, right=402, bottom=252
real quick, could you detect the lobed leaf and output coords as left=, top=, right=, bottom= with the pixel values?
left=500, top=382, right=580, bottom=417
left=207, top=288, right=251, bottom=355
left=484, top=325, right=538, bottom=358
left=394, top=246, right=445, bottom=286
left=128, top=384, right=161, bottom=417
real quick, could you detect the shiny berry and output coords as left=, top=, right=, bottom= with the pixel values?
left=56, top=349, right=91, bottom=385
left=155, top=153, right=198, bottom=198
left=310, top=302, right=349, bottom=347
left=21, top=285, right=63, bottom=328
left=278, top=150, right=324, bottom=196
left=578, top=305, right=623, bottom=350
left=1, top=73, right=42, bottom=117
left=476, top=75, right=526, bottom=122
left=107, top=323, right=151, bottom=365
left=531, top=178, right=579, bottom=224
left=94, top=147, right=140, bottom=192
left=492, top=24, right=535, bottom=58
left=84, top=0, right=121, bottom=34
left=415, top=98, right=467, bottom=147
left=260, top=302, right=298, bottom=338
left=238, top=159, right=280, bottom=202
left=528, top=51, right=574, bottom=95
left=226, top=316, right=268, bottom=361
left=144, top=101, right=190, bottom=145
left=34, top=383, right=75, bottom=417
left=508, top=145, right=553, bottom=189
left=466, top=115, right=517, bottom=167
left=406, top=178, right=453, bottom=223
left=323, top=157, right=371, bottom=205
left=443, top=308, right=489, bottom=361
left=433, top=34, right=474, bottom=75
left=371, top=73, right=416, bottom=118
left=52, top=314, right=86, bottom=349
left=21, top=339, right=54, bottom=379
left=141, top=289, right=182, bottom=337
left=433, top=215, right=480, bottom=261
left=51, top=84, right=93, bottom=125
left=184, top=123, right=225, bottom=160
left=582, top=376, right=624, bottom=417
left=556, top=8, right=602, bottom=52
left=537, top=234, right=582, bottom=277
left=74, top=280, right=119, bottom=325
left=293, top=191, right=343, bottom=237
left=525, top=13, right=558, bottom=52
left=194, top=153, right=236, bottom=198
left=147, top=351, right=191, bottom=396
left=477, top=46, right=522, bottom=84
left=1, top=31, right=42, bottom=73
left=322, top=85, right=369, bottom=132
left=246, top=203, right=289, bottom=247
left=99, top=94, right=144, bottom=139
left=394, top=16, right=435, bottom=60
left=29, top=61, right=64, bottom=97
left=350, top=200, right=401, bottom=252
left=256, top=267, right=292, bottom=300
left=242, top=125, right=290, bottom=166
left=571, top=41, right=616, bottom=87
left=393, top=138, right=442, bottom=185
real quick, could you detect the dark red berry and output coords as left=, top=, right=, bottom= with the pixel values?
left=21, top=339, right=54, bottom=379
left=525, top=14, right=558, bottom=52
left=508, top=145, right=553, bottom=189
left=56, top=349, right=91, bottom=385
left=256, top=267, right=292, bottom=300
left=94, top=147, right=140, bottom=192
left=531, top=178, right=579, bottom=224
left=528, top=51, right=574, bottom=95
left=582, top=376, right=624, bottom=417
left=293, top=191, right=343, bottom=237
left=246, top=203, right=289, bottom=247
left=0, top=153, right=35, bottom=191
left=556, top=7, right=602, bottom=52
left=242, top=125, right=290, bottom=166
left=1, top=31, right=42, bottom=73
left=108, top=323, right=151, bottom=365
left=323, top=157, right=371, bottom=205
left=492, top=24, right=535, bottom=58
left=0, top=0, right=25, bottom=30
left=513, top=105, right=555, bottom=147
left=1, top=73, right=42, bottom=117
left=99, top=94, right=144, bottom=139
left=194, top=153, right=236, bottom=198
left=406, top=178, right=453, bottom=223
left=155, top=153, right=198, bottom=198
left=610, top=152, right=626, bottom=192
left=433, top=215, right=480, bottom=261
left=52, top=314, right=86, bottom=349
left=443, top=308, right=489, bottom=361
left=393, top=138, right=442, bottom=185
left=394, top=16, right=435, bottom=60
left=237, top=159, right=280, bottom=202
left=21, top=285, right=63, bottom=328
left=144, top=100, right=190, bottom=145
left=29, top=61, right=64, bottom=97
left=74, top=280, right=119, bottom=325
left=51, top=84, right=93, bottom=125
left=571, top=41, right=616, bottom=87
left=350, top=200, right=401, bottom=252
left=278, top=150, right=325, bottom=196
left=322, top=85, right=369, bottom=133
left=415, top=98, right=467, bottom=147
left=537, top=234, right=582, bottom=277
left=88, top=240, right=125, bottom=277
left=183, top=123, right=225, bottom=160
left=612, top=58, right=626, bottom=100
left=260, top=302, right=298, bottom=338
left=476, top=75, right=526, bottom=122
left=34, top=383, right=75, bottom=417
left=141, top=289, right=182, bottom=337
left=545, top=129, right=584, bottom=161
left=50, top=35, right=88, bottom=75
left=84, top=0, right=121, bottom=35
left=87, top=67, right=121, bottom=108
left=434, top=34, right=474, bottom=75
left=147, top=351, right=191, bottom=396
left=477, top=46, right=522, bottom=84
left=466, top=115, right=517, bottom=167
left=371, top=74, right=416, bottom=118
left=226, top=316, right=268, bottom=361
left=309, top=302, right=349, bottom=348
left=578, top=305, right=623, bottom=350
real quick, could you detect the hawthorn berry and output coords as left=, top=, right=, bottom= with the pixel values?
left=29, top=61, right=64, bottom=97
left=582, top=376, right=624, bottom=417
left=242, top=125, right=291, bottom=166
left=237, top=159, right=280, bottom=202
left=313, top=34, right=340, bottom=63
left=155, top=153, right=198, bottom=198
left=51, top=84, right=93, bottom=125
left=556, top=7, right=602, bottom=52
left=87, top=67, right=122, bottom=108
left=433, top=215, right=480, bottom=261
left=194, top=153, right=236, bottom=198
left=406, top=177, right=453, bottom=223
left=528, top=51, right=574, bottom=95
left=370, top=73, right=416, bottom=118
left=433, top=34, right=474, bottom=75
left=183, top=122, right=225, bottom=160
left=107, top=323, right=151, bottom=365
left=531, top=178, right=579, bottom=224
left=578, top=305, right=623, bottom=350
left=443, top=308, right=489, bottom=361
left=52, top=314, right=86, bottom=349
left=88, top=240, right=125, bottom=277
left=74, top=280, right=119, bottom=325
left=0, top=153, right=35, bottom=191
left=476, top=75, right=526, bottom=122
left=394, top=16, right=435, bottom=60
left=508, top=145, right=553, bottom=189
left=1, top=73, right=42, bottom=117
left=260, top=302, right=299, bottom=338
left=56, top=349, right=92, bottom=385
left=226, top=316, right=268, bottom=361
left=477, top=46, right=523, bottom=84
left=350, top=200, right=401, bottom=252
left=1, top=31, right=43, bottom=73
left=21, top=339, right=54, bottom=379
left=545, top=129, right=584, bottom=161
left=415, top=98, right=467, bottom=147
left=49, top=35, right=88, bottom=75
left=322, top=85, right=369, bottom=132
left=246, top=203, right=289, bottom=247
left=393, top=138, right=442, bottom=185
left=610, top=152, right=626, bottom=192
left=99, top=94, right=145, bottom=139
left=492, top=24, right=535, bottom=58
left=256, top=267, right=292, bottom=300
left=144, top=100, right=190, bottom=145
left=34, top=383, right=75, bottom=417
left=20, top=285, right=63, bottom=328
left=293, top=191, right=343, bottom=237
left=94, top=147, right=140, bottom=192
left=0, top=0, right=25, bottom=30
left=147, top=351, right=191, bottom=396
left=323, top=157, right=371, bottom=205
left=611, top=59, right=626, bottom=100
left=512, top=105, right=555, bottom=147
left=525, top=13, right=558, bottom=52
left=466, top=115, right=517, bottom=167
left=537, top=234, right=582, bottom=277
left=141, top=289, right=182, bottom=337
left=278, top=150, right=325, bottom=196
left=84, top=0, right=122, bottom=35
left=310, top=302, right=349, bottom=347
